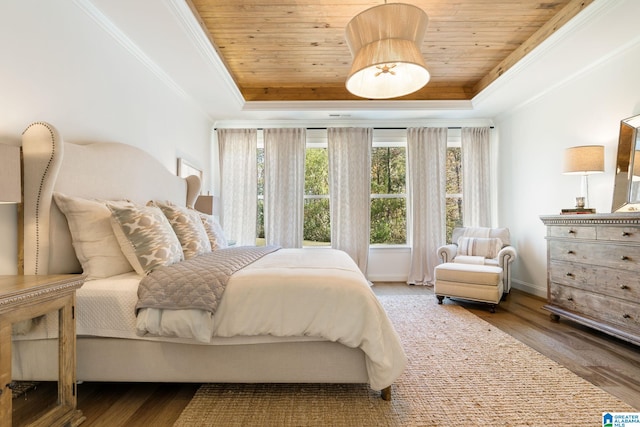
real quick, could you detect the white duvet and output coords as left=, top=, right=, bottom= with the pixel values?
left=137, top=248, right=407, bottom=390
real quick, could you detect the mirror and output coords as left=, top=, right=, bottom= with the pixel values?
left=612, top=113, right=640, bottom=212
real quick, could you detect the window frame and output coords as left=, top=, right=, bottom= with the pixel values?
left=370, top=131, right=408, bottom=247
left=255, top=127, right=464, bottom=247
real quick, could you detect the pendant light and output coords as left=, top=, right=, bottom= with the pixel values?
left=345, top=2, right=430, bottom=99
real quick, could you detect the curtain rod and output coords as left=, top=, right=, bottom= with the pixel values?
left=214, top=126, right=494, bottom=130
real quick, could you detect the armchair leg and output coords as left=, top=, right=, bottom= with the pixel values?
left=501, top=292, right=508, bottom=302
left=436, top=295, right=444, bottom=305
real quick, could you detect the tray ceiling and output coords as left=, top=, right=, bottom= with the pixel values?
left=186, top=0, right=593, bottom=102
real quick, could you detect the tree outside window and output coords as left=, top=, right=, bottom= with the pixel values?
left=303, top=147, right=331, bottom=245
left=446, top=146, right=463, bottom=242
left=256, top=129, right=462, bottom=247
left=370, top=146, right=407, bottom=245
left=256, top=146, right=265, bottom=245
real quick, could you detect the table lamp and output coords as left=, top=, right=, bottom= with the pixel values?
left=563, top=145, right=604, bottom=209
left=0, top=144, right=21, bottom=204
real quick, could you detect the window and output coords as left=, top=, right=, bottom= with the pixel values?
left=256, top=128, right=463, bottom=246
left=304, top=142, right=331, bottom=245
left=445, top=130, right=463, bottom=242
left=256, top=143, right=265, bottom=246
left=256, top=130, right=331, bottom=247
left=370, top=142, right=407, bottom=245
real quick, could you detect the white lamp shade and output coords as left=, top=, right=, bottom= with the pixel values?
left=345, top=3, right=429, bottom=99
left=563, top=145, right=605, bottom=175
left=0, top=144, right=21, bottom=203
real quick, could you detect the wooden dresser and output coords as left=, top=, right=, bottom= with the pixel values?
left=540, top=213, right=640, bottom=346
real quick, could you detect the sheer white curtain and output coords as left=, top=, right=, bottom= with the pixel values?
left=263, top=128, right=306, bottom=247
left=217, top=128, right=257, bottom=246
left=462, top=127, right=491, bottom=227
left=328, top=127, right=372, bottom=273
left=407, top=127, right=447, bottom=285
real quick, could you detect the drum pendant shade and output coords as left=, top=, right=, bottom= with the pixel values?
left=345, top=3, right=430, bottom=99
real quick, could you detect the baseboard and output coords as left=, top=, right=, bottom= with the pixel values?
left=368, top=274, right=408, bottom=283
left=511, top=279, right=546, bottom=298
left=367, top=276, right=546, bottom=297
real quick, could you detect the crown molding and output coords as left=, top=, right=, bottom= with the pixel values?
left=473, top=0, right=617, bottom=109
left=72, top=0, right=187, bottom=99
left=241, top=100, right=473, bottom=112
left=166, top=0, right=245, bottom=107
left=212, top=117, right=494, bottom=130
left=72, top=0, right=215, bottom=120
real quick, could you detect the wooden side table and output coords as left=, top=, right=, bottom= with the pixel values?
left=0, top=275, right=85, bottom=427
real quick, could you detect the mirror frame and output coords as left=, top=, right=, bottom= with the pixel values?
left=612, top=113, right=640, bottom=212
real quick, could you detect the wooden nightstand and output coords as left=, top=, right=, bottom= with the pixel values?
left=0, top=275, right=85, bottom=427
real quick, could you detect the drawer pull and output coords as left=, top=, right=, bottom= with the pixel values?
left=620, top=284, right=630, bottom=290
left=623, top=314, right=631, bottom=319
left=621, top=255, right=630, bottom=261
left=566, top=272, right=574, bottom=278
left=568, top=229, right=576, bottom=235
left=622, top=231, right=632, bottom=237
left=567, top=297, right=574, bottom=301
left=567, top=250, right=575, bottom=255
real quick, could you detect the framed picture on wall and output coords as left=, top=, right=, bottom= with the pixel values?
left=177, top=158, right=203, bottom=181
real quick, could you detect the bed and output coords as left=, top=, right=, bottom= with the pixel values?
left=12, top=122, right=406, bottom=399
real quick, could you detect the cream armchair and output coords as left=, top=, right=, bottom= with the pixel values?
left=437, top=227, right=517, bottom=295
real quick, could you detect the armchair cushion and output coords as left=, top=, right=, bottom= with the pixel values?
left=451, top=227, right=510, bottom=246
left=457, top=236, right=503, bottom=259
left=454, top=255, right=486, bottom=265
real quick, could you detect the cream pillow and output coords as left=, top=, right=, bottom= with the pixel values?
left=150, top=201, right=212, bottom=259
left=457, top=236, right=503, bottom=259
left=53, top=192, right=133, bottom=280
left=199, top=213, right=228, bottom=250
left=108, top=203, right=184, bottom=275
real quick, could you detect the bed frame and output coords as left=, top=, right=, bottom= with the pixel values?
left=15, top=122, right=386, bottom=397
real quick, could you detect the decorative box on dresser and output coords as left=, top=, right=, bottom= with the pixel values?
left=540, top=213, right=640, bottom=346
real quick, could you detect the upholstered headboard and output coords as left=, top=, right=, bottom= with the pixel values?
left=21, top=122, right=201, bottom=275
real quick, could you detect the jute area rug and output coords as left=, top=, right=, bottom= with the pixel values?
left=174, top=294, right=636, bottom=426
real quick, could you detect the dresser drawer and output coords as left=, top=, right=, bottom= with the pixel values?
left=549, top=284, right=640, bottom=331
left=548, top=226, right=596, bottom=240
left=597, top=226, right=640, bottom=243
left=549, top=260, right=640, bottom=303
left=549, top=240, right=640, bottom=271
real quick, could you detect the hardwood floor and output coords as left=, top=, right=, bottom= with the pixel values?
left=13, top=285, right=640, bottom=426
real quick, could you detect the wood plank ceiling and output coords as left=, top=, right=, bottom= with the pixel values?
left=187, top=0, right=593, bottom=102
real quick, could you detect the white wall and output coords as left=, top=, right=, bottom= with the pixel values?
left=496, top=41, right=640, bottom=296
left=0, top=1, right=213, bottom=274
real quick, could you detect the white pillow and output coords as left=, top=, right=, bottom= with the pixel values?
left=199, top=213, right=228, bottom=250
left=108, top=203, right=184, bottom=275
left=457, top=236, right=503, bottom=259
left=53, top=192, right=133, bottom=280
left=150, top=201, right=212, bottom=259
